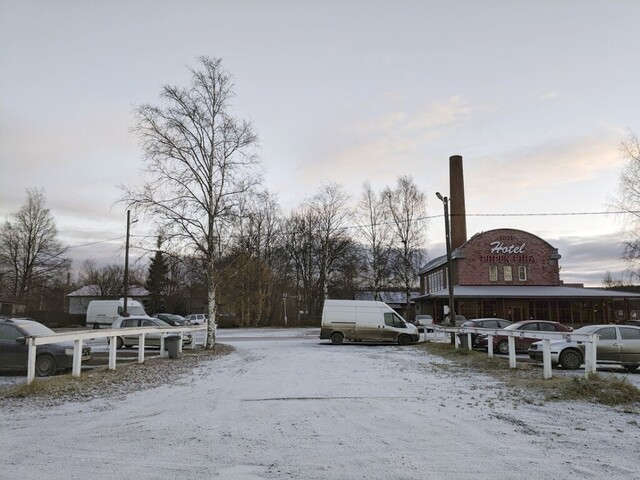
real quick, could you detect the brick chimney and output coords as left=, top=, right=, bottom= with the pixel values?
left=449, top=155, right=467, bottom=250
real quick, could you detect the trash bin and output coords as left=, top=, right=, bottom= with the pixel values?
left=165, top=335, right=181, bottom=359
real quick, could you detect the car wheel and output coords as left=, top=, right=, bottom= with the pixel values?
left=559, top=349, right=583, bottom=370
left=116, top=337, right=124, bottom=349
left=35, top=354, right=57, bottom=377
left=496, top=340, right=509, bottom=355
left=398, top=334, right=412, bottom=345
left=330, top=332, right=344, bottom=345
left=622, top=364, right=640, bottom=372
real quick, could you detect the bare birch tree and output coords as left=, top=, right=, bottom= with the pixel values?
left=382, top=176, right=427, bottom=309
left=307, top=183, right=352, bottom=300
left=612, top=130, right=640, bottom=280
left=120, top=57, right=260, bottom=347
left=355, top=182, right=393, bottom=299
left=0, top=189, right=70, bottom=307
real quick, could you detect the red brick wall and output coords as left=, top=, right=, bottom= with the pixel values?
left=455, top=228, right=560, bottom=286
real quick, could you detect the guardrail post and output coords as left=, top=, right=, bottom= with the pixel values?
left=179, top=331, right=184, bottom=353
left=487, top=334, right=494, bottom=358
left=160, top=335, right=166, bottom=357
left=584, top=334, right=598, bottom=376
left=138, top=334, right=145, bottom=363
left=508, top=337, right=516, bottom=368
left=72, top=338, right=83, bottom=377
left=109, top=335, right=117, bottom=370
left=27, top=337, right=36, bottom=384
left=466, top=332, right=472, bottom=351
left=542, top=339, right=552, bottom=379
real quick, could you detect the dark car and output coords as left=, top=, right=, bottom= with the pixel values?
left=476, top=320, right=573, bottom=354
left=458, top=318, right=512, bottom=346
left=0, top=317, right=92, bottom=377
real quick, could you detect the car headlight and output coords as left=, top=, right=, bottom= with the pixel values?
left=65, top=348, right=74, bottom=356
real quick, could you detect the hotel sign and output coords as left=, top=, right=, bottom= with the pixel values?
left=480, top=241, right=535, bottom=263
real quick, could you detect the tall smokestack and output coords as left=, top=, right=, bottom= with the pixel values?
left=449, top=155, right=467, bottom=250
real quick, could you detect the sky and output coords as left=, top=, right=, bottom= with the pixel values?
left=1, top=0, right=639, bottom=286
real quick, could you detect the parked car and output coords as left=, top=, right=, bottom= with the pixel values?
left=152, top=313, right=187, bottom=326
left=458, top=318, right=512, bottom=347
left=184, top=313, right=208, bottom=325
left=444, top=315, right=467, bottom=327
left=528, top=324, right=640, bottom=371
left=0, top=317, right=92, bottom=377
left=110, top=316, right=192, bottom=349
left=414, top=314, right=434, bottom=333
left=476, top=320, right=573, bottom=354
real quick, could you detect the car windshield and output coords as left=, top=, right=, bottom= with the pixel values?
left=154, top=318, right=172, bottom=327
left=17, top=321, right=55, bottom=336
left=571, top=325, right=602, bottom=334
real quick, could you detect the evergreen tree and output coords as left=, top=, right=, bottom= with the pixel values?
left=146, top=237, right=168, bottom=314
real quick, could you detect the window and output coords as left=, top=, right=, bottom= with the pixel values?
left=620, top=327, right=640, bottom=340
left=504, top=266, right=512, bottom=282
left=518, top=266, right=528, bottom=281
left=596, top=327, right=616, bottom=340
left=489, top=265, right=498, bottom=282
left=518, top=322, right=538, bottom=331
left=538, top=323, right=557, bottom=332
left=384, top=313, right=405, bottom=328
left=0, top=324, right=21, bottom=341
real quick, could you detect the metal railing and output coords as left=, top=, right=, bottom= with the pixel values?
left=23, top=325, right=207, bottom=384
left=430, top=326, right=598, bottom=379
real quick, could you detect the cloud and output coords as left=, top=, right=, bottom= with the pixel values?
left=290, top=95, right=474, bottom=200
left=548, top=233, right=631, bottom=286
left=466, top=132, right=623, bottom=205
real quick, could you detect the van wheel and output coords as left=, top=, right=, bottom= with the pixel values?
left=330, top=332, right=344, bottom=345
left=398, top=334, right=412, bottom=346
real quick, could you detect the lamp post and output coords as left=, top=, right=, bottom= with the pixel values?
left=122, top=210, right=138, bottom=317
left=436, top=192, right=456, bottom=327
left=283, top=293, right=288, bottom=327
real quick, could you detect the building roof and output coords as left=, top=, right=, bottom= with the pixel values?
left=418, top=285, right=640, bottom=300
left=354, top=291, right=421, bottom=305
left=67, top=285, right=150, bottom=297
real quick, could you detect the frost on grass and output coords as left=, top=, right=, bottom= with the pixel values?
left=0, top=344, right=234, bottom=410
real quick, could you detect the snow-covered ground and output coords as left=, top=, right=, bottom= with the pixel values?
left=1, top=328, right=639, bottom=479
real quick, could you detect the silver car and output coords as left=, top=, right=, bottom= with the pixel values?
left=528, top=324, right=640, bottom=371
left=111, top=316, right=192, bottom=349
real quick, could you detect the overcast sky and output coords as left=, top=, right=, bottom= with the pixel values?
left=1, top=0, right=639, bottom=286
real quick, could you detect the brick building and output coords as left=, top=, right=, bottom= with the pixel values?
left=415, top=156, right=640, bottom=326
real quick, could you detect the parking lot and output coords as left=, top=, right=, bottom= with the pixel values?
left=1, top=328, right=639, bottom=479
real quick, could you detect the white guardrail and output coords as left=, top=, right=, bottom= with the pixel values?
left=431, top=326, right=598, bottom=379
left=23, top=325, right=207, bottom=384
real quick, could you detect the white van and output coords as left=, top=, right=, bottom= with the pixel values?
left=86, top=299, right=147, bottom=329
left=320, top=300, right=419, bottom=345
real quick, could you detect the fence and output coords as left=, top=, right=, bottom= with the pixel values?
left=23, top=324, right=207, bottom=384
left=430, top=326, right=598, bottom=379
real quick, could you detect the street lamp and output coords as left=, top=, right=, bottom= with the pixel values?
left=283, top=293, right=288, bottom=327
left=436, top=192, right=456, bottom=328
left=123, top=210, right=138, bottom=317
